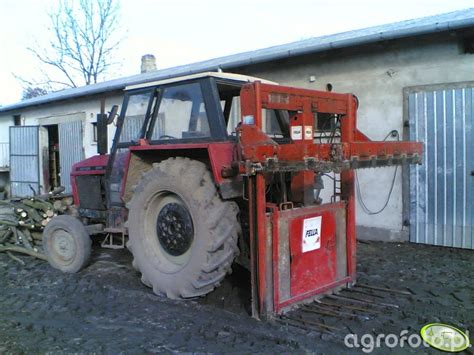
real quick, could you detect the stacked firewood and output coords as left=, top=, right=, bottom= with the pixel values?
left=0, top=187, right=74, bottom=264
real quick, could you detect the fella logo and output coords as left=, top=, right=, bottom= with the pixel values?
left=291, top=126, right=303, bottom=140
left=305, top=228, right=319, bottom=237
left=302, top=216, right=322, bottom=252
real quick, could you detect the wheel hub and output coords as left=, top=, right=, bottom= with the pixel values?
left=156, top=202, right=194, bottom=256
left=51, top=230, right=76, bottom=262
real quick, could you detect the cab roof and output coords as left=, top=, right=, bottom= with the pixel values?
left=125, top=72, right=278, bottom=91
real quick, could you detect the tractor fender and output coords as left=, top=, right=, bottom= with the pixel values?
left=123, top=143, right=242, bottom=203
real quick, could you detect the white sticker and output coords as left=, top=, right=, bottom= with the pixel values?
left=302, top=216, right=321, bottom=252
left=291, top=126, right=302, bottom=140
left=243, top=115, right=254, bottom=125
left=304, top=125, right=313, bottom=140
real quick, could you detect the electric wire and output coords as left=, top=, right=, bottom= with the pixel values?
left=355, top=130, right=399, bottom=215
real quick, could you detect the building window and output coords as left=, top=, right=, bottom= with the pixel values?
left=13, top=115, right=21, bottom=126
left=92, top=122, right=98, bottom=142
left=462, top=36, right=474, bottom=54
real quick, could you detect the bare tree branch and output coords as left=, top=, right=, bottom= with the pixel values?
left=15, top=0, right=124, bottom=93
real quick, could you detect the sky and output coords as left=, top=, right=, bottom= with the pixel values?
left=0, top=0, right=473, bottom=106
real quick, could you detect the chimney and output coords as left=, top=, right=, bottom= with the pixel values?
left=141, top=54, right=157, bottom=73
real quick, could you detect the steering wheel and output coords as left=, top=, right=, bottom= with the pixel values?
left=159, top=135, right=178, bottom=139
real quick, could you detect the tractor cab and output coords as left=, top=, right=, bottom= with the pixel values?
left=116, top=72, right=276, bottom=144
left=105, top=73, right=276, bottom=227
left=72, top=72, right=275, bottom=228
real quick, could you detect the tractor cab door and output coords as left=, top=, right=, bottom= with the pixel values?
left=106, top=89, right=156, bottom=228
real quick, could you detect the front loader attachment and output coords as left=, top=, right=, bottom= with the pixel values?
left=236, top=82, right=422, bottom=319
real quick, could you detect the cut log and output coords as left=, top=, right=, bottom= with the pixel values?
left=0, top=190, right=74, bottom=262
left=0, top=220, right=18, bottom=227
left=0, top=244, right=47, bottom=260
left=0, top=229, right=12, bottom=244
left=31, top=232, right=43, bottom=241
left=62, top=197, right=74, bottom=206
left=6, top=251, right=25, bottom=265
left=17, top=229, right=33, bottom=250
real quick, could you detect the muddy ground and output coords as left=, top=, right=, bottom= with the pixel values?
left=0, top=241, right=472, bottom=354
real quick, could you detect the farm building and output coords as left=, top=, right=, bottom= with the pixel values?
left=0, top=8, right=473, bottom=248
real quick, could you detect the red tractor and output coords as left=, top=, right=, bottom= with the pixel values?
left=42, top=72, right=422, bottom=319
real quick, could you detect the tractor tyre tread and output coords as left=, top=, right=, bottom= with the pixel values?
left=127, top=157, right=240, bottom=299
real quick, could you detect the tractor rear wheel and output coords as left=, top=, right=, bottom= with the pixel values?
left=126, top=158, right=240, bottom=299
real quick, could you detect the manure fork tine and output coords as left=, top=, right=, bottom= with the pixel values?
left=317, top=300, right=381, bottom=314
left=355, top=284, right=413, bottom=296
left=341, top=288, right=385, bottom=299
left=329, top=294, right=399, bottom=309
left=300, top=306, right=349, bottom=319
left=307, top=303, right=372, bottom=320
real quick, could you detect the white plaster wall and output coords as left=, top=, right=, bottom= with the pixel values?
left=0, top=94, right=123, bottom=160
left=240, top=33, right=474, bottom=233
left=0, top=116, right=13, bottom=142
left=0, top=117, right=11, bottom=169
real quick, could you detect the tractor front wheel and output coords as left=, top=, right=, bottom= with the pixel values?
left=126, top=158, right=240, bottom=299
left=43, top=215, right=91, bottom=273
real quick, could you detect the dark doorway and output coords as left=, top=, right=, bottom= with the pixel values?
left=45, top=125, right=61, bottom=188
left=13, top=115, right=21, bottom=126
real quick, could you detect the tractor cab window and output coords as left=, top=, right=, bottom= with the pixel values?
left=262, top=109, right=290, bottom=139
left=216, top=81, right=291, bottom=139
left=120, top=92, right=153, bottom=144
left=217, top=82, right=241, bottom=136
left=150, top=83, right=210, bottom=140
left=219, top=96, right=240, bottom=136
left=108, top=90, right=153, bottom=207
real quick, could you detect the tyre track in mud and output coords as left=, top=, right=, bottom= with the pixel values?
left=0, top=241, right=472, bottom=354
left=0, top=250, right=332, bottom=353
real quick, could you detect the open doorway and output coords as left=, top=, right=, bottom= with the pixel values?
left=45, top=124, right=61, bottom=189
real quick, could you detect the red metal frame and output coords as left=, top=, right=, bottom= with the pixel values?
left=238, top=82, right=422, bottom=318
left=238, top=83, right=422, bottom=166
left=270, top=202, right=352, bottom=313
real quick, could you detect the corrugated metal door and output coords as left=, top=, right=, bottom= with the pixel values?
left=120, top=115, right=145, bottom=142
left=9, top=126, right=40, bottom=197
left=59, top=121, right=84, bottom=193
left=408, top=85, right=473, bottom=249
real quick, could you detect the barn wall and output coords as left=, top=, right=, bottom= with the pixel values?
left=237, top=32, right=474, bottom=240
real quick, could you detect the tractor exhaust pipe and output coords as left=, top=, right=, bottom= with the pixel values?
left=97, top=103, right=118, bottom=155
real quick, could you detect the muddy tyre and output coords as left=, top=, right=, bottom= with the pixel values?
left=127, top=157, right=240, bottom=299
left=43, top=215, right=91, bottom=273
